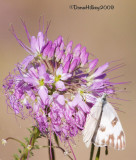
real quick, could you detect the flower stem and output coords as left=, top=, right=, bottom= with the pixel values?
left=48, top=139, right=55, bottom=160
left=7, top=127, right=73, bottom=160
left=54, top=133, right=59, bottom=146
left=20, top=126, right=40, bottom=160
left=67, top=139, right=76, bottom=160
left=5, top=137, right=25, bottom=147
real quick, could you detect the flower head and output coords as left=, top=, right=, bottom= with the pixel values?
left=3, top=21, right=126, bottom=142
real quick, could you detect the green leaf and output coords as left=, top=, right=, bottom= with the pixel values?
left=21, top=143, right=26, bottom=148
left=18, top=148, right=22, bottom=153
left=13, top=154, right=19, bottom=160
left=95, top=147, right=101, bottom=160
left=27, top=128, right=32, bottom=133
left=24, top=137, right=29, bottom=143
left=90, top=143, right=95, bottom=160
left=31, top=126, right=35, bottom=130
left=54, top=133, right=59, bottom=146
left=35, top=140, right=38, bottom=143
left=30, top=151, right=34, bottom=156
left=34, top=145, right=40, bottom=149
left=36, top=135, right=41, bottom=138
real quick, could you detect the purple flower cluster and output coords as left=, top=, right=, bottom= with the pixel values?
left=3, top=22, right=123, bottom=141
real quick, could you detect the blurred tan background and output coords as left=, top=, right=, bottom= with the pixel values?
left=0, top=0, right=136, bottom=159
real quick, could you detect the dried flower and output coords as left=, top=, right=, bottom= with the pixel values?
left=1, top=139, right=7, bottom=146
left=27, top=145, right=32, bottom=150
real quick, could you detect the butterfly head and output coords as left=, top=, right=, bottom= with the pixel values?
left=101, top=93, right=107, bottom=106
left=102, top=93, right=107, bottom=100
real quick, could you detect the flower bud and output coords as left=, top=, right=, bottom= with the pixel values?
left=60, top=42, right=64, bottom=50
left=57, top=36, right=63, bottom=46
left=81, top=52, right=89, bottom=67
left=73, top=44, right=81, bottom=53
left=69, top=59, right=78, bottom=73
left=63, top=60, right=70, bottom=73
left=80, top=47, right=86, bottom=60
left=48, top=47, right=55, bottom=60
left=73, top=44, right=81, bottom=57
left=56, top=50, right=64, bottom=62
left=66, top=41, right=73, bottom=53
left=63, top=53, right=73, bottom=64
left=55, top=47, right=60, bottom=57
left=43, top=41, right=52, bottom=57
left=88, top=59, right=98, bottom=72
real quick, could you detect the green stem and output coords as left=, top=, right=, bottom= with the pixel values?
left=5, top=137, right=25, bottom=147
left=95, top=147, right=101, bottom=160
left=54, top=133, right=59, bottom=146
left=9, top=127, right=73, bottom=160
left=48, top=139, right=55, bottom=160
left=90, top=143, right=95, bottom=160
left=20, top=126, right=40, bottom=160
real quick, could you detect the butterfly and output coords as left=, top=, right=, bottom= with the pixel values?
left=82, top=94, right=126, bottom=150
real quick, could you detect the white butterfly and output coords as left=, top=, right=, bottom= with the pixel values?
left=82, top=94, right=126, bottom=150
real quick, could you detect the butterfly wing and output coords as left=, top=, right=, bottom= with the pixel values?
left=82, top=98, right=103, bottom=148
left=92, top=101, right=126, bottom=150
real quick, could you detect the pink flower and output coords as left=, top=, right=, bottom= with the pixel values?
left=3, top=21, right=127, bottom=143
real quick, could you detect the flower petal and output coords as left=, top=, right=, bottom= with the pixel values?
left=31, top=36, right=37, bottom=53
left=38, top=64, right=46, bottom=77
left=24, top=77, right=39, bottom=86
left=21, top=55, right=34, bottom=69
left=72, top=94, right=82, bottom=107
left=56, top=95, right=65, bottom=106
left=37, top=32, right=45, bottom=52
left=38, top=86, right=48, bottom=105
left=55, top=81, right=66, bottom=91
left=92, top=62, right=109, bottom=78
left=61, top=73, right=72, bottom=80
left=56, top=66, right=63, bottom=76
left=79, top=101, right=90, bottom=113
